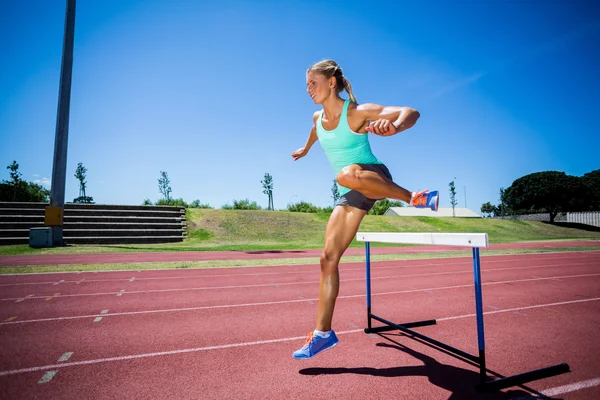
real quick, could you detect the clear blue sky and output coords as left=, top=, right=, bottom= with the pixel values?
left=1, top=0, right=599, bottom=211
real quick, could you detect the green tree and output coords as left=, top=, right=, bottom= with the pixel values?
left=502, top=171, right=585, bottom=222
left=498, top=187, right=506, bottom=218
left=7, top=161, right=22, bottom=186
left=0, top=161, right=50, bottom=202
left=287, top=201, right=318, bottom=213
left=331, top=179, right=340, bottom=207
left=6, top=161, right=22, bottom=201
left=158, top=171, right=172, bottom=202
left=222, top=199, right=262, bottom=210
left=73, top=162, right=93, bottom=203
left=449, top=180, right=458, bottom=217
left=368, top=199, right=404, bottom=215
left=480, top=202, right=495, bottom=218
left=261, top=173, right=274, bottom=210
left=582, top=169, right=600, bottom=210
left=189, top=199, right=212, bottom=209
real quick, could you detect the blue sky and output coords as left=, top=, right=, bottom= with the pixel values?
left=1, top=0, right=599, bottom=212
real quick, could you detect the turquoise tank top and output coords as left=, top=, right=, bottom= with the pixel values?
left=316, top=100, right=382, bottom=195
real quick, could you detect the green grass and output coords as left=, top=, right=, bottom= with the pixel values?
left=1, top=209, right=599, bottom=256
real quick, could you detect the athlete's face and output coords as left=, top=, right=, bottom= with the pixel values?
left=306, top=72, right=333, bottom=104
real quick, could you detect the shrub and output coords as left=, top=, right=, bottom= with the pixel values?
left=287, top=201, right=318, bottom=213
left=222, top=199, right=262, bottom=210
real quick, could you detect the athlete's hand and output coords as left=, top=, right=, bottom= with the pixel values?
left=366, top=119, right=398, bottom=136
left=292, top=147, right=308, bottom=161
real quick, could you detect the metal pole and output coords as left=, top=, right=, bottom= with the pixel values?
left=49, top=0, right=76, bottom=246
left=365, top=242, right=372, bottom=330
left=472, top=247, right=487, bottom=383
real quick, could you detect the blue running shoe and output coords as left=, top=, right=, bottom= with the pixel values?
left=292, top=331, right=339, bottom=360
left=410, top=190, right=439, bottom=211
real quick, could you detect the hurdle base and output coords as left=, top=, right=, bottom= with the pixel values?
left=367, top=313, right=480, bottom=363
left=366, top=314, right=570, bottom=392
left=365, top=318, right=436, bottom=334
left=476, top=363, right=570, bottom=393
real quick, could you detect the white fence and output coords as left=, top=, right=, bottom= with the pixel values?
left=494, top=211, right=600, bottom=227
left=567, top=211, right=600, bottom=228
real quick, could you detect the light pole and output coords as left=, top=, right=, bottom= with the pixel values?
left=47, top=0, right=77, bottom=246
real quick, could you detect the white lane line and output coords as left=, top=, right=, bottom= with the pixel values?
left=512, top=312, right=528, bottom=317
left=57, top=352, right=73, bottom=362
left=15, top=294, right=34, bottom=303
left=44, top=293, right=60, bottom=301
left=2, top=272, right=599, bottom=302
left=94, top=310, right=109, bottom=323
left=37, top=370, right=57, bottom=384
left=1, top=252, right=597, bottom=285
left=543, top=377, right=600, bottom=396
left=53, top=280, right=64, bottom=286
left=129, top=277, right=135, bottom=282
left=36, top=352, right=75, bottom=384
left=0, top=329, right=363, bottom=377
left=438, top=298, right=600, bottom=321
left=3, top=295, right=599, bottom=378
left=2, top=281, right=599, bottom=328
left=0, top=255, right=597, bottom=300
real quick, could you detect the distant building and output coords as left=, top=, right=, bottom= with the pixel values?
left=384, top=207, right=482, bottom=218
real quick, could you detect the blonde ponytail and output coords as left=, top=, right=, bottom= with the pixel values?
left=342, top=76, right=357, bottom=103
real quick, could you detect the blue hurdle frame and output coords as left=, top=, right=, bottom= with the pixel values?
left=363, top=241, right=570, bottom=392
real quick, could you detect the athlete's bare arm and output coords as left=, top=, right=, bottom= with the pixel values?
left=292, top=111, right=320, bottom=161
left=348, top=103, right=420, bottom=136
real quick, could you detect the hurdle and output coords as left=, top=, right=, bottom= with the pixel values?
left=356, top=232, right=570, bottom=392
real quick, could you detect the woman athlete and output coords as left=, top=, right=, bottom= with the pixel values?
left=291, top=59, right=439, bottom=360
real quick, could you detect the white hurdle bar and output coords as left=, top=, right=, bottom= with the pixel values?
left=356, top=232, right=569, bottom=392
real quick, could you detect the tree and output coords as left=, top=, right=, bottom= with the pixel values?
left=73, top=162, right=93, bottom=203
left=7, top=161, right=22, bottom=186
left=0, top=161, right=50, bottom=202
left=287, top=201, right=318, bottom=213
left=502, top=171, right=585, bottom=223
left=497, top=187, right=506, bottom=218
left=6, top=161, right=22, bottom=201
left=158, top=171, right=172, bottom=202
left=261, top=173, right=274, bottom=211
left=368, top=199, right=404, bottom=215
left=222, top=199, right=262, bottom=210
left=582, top=169, right=600, bottom=210
left=449, top=180, right=458, bottom=217
left=189, top=200, right=212, bottom=209
left=331, top=179, right=340, bottom=207
left=480, top=202, right=495, bottom=218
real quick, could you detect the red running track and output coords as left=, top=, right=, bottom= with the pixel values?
left=0, top=250, right=599, bottom=399
left=1, top=240, right=599, bottom=267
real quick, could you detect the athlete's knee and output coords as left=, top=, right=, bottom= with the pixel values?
left=320, top=250, right=341, bottom=270
left=336, top=167, right=359, bottom=189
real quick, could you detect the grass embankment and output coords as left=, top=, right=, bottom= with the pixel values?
left=1, top=208, right=599, bottom=256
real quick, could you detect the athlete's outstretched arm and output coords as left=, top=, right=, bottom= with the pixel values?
left=356, top=104, right=420, bottom=136
left=292, top=111, right=320, bottom=161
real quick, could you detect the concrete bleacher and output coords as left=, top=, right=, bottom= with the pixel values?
left=0, top=202, right=187, bottom=245
left=384, top=207, right=482, bottom=218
